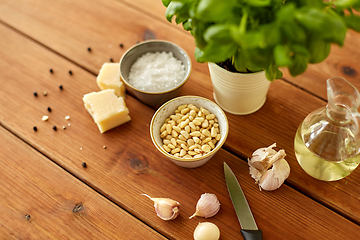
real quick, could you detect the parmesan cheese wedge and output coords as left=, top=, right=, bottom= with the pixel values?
left=96, top=62, right=126, bottom=99
left=83, top=89, right=131, bottom=133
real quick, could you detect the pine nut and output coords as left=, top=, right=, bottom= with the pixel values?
left=171, top=138, right=177, bottom=146
left=202, top=144, right=211, bottom=153
left=166, top=124, right=172, bottom=134
left=202, top=129, right=211, bottom=137
left=173, top=126, right=181, bottom=133
left=180, top=130, right=190, bottom=139
left=172, top=130, right=178, bottom=138
left=163, top=145, right=171, bottom=152
left=206, top=114, right=215, bottom=120
left=190, top=131, right=201, bottom=137
left=159, top=103, right=221, bottom=159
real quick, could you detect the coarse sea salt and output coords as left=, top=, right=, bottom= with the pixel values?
left=128, top=51, right=186, bottom=92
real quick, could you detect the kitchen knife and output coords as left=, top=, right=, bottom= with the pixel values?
left=224, top=162, right=263, bottom=240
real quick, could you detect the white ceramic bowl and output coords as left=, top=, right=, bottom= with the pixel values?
left=120, top=40, right=191, bottom=108
left=150, top=96, right=229, bottom=168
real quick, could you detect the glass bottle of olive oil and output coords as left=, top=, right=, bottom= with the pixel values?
left=294, top=77, right=360, bottom=181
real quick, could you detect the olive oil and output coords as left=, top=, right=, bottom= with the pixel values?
left=294, top=125, right=360, bottom=181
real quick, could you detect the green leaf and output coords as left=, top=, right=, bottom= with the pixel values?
left=280, top=22, right=306, bottom=43
left=276, top=3, right=296, bottom=23
left=344, top=15, right=360, bottom=32
left=192, top=22, right=209, bottom=48
left=194, top=47, right=205, bottom=63
left=233, top=50, right=249, bottom=73
left=243, top=0, right=271, bottom=7
left=203, top=25, right=233, bottom=43
left=165, top=2, right=184, bottom=22
left=162, top=0, right=172, bottom=7
left=288, top=54, right=308, bottom=77
left=274, top=44, right=292, bottom=66
left=295, top=8, right=347, bottom=46
left=175, top=15, right=187, bottom=24
left=332, top=0, right=359, bottom=8
left=265, top=63, right=283, bottom=81
left=182, top=20, right=192, bottom=31
left=200, top=41, right=238, bottom=63
left=307, top=35, right=331, bottom=63
left=196, top=0, right=235, bottom=22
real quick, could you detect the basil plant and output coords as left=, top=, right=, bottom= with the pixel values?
left=163, top=0, right=360, bottom=80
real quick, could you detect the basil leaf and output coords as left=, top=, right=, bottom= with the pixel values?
left=344, top=15, right=360, bottom=32
left=295, top=8, right=347, bottom=45
left=307, top=35, right=331, bottom=63
left=288, top=53, right=308, bottom=77
left=162, top=0, right=172, bottom=7
left=194, top=47, right=205, bottom=63
left=165, top=2, right=184, bottom=22
left=192, top=22, right=209, bottom=48
left=233, top=50, right=249, bottom=73
left=182, top=20, right=192, bottom=31
left=200, top=41, right=238, bottom=63
left=203, top=25, right=233, bottom=43
left=243, top=0, right=271, bottom=7
left=196, top=0, right=235, bottom=22
left=332, top=0, right=359, bottom=8
left=274, top=44, right=292, bottom=66
left=266, top=63, right=283, bottom=81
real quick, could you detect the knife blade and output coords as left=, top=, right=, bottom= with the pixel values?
left=224, top=162, right=263, bottom=240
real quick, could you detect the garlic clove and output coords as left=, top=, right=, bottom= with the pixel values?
left=189, top=193, right=220, bottom=219
left=248, top=144, right=290, bottom=191
left=193, top=222, right=220, bottom=240
left=142, top=194, right=180, bottom=220
left=259, top=159, right=290, bottom=191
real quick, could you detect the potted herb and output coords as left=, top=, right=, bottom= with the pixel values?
left=162, top=0, right=360, bottom=114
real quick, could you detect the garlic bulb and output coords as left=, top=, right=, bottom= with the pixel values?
left=189, top=193, right=220, bottom=219
left=142, top=194, right=180, bottom=220
left=248, top=143, right=290, bottom=191
left=193, top=222, right=220, bottom=240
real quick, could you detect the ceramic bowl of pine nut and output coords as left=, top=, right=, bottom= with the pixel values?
left=120, top=40, right=191, bottom=108
left=150, top=96, right=229, bottom=168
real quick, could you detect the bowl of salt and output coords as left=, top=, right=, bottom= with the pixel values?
left=119, top=40, right=191, bottom=108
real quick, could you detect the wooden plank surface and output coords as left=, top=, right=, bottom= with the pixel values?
left=0, top=128, right=166, bottom=239
left=2, top=0, right=360, bottom=225
left=1, top=0, right=360, bottom=239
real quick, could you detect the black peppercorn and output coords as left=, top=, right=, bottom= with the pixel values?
left=52, top=126, right=57, bottom=131
left=87, top=47, right=91, bottom=52
left=119, top=43, right=124, bottom=48
left=33, top=126, right=37, bottom=132
left=82, top=162, right=87, bottom=168
left=68, top=70, right=73, bottom=75
left=59, top=85, right=63, bottom=90
left=33, top=92, right=38, bottom=97
left=47, top=107, right=52, bottom=112
left=110, top=58, right=113, bottom=62
left=49, top=68, right=53, bottom=74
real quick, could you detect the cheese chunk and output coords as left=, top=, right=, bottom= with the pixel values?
left=96, top=62, right=126, bottom=99
left=83, top=89, right=131, bottom=133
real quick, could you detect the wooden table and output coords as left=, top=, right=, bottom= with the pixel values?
left=1, top=0, right=359, bottom=239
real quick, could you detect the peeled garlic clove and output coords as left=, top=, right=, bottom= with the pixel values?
left=189, top=193, right=220, bottom=219
left=193, top=222, right=220, bottom=240
left=142, top=194, right=180, bottom=220
left=259, top=159, right=290, bottom=191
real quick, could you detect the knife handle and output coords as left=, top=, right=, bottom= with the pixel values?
left=241, top=229, right=263, bottom=240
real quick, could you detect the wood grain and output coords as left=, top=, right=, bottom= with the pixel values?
left=0, top=128, right=167, bottom=239
left=0, top=0, right=360, bottom=239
